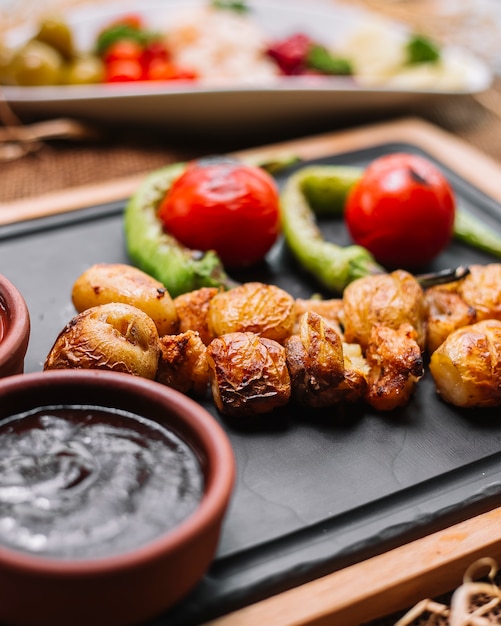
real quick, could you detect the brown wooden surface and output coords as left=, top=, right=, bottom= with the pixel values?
left=203, top=508, right=501, bottom=626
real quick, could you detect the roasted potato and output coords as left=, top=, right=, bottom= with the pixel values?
left=456, top=263, right=501, bottom=322
left=207, top=331, right=291, bottom=417
left=293, top=297, right=344, bottom=336
left=285, top=311, right=345, bottom=408
left=44, top=302, right=160, bottom=379
left=424, top=287, right=477, bottom=354
left=365, top=323, right=424, bottom=412
left=207, top=282, right=295, bottom=343
left=173, top=287, right=220, bottom=345
left=343, top=270, right=427, bottom=352
left=429, top=319, right=501, bottom=408
left=72, top=263, right=179, bottom=336
left=156, top=330, right=210, bottom=396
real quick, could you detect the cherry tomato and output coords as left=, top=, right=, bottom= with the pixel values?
left=146, top=59, right=198, bottom=81
left=103, top=39, right=144, bottom=65
left=344, top=153, right=456, bottom=268
left=141, top=41, right=170, bottom=68
left=104, top=58, right=143, bottom=82
left=158, top=160, right=281, bottom=268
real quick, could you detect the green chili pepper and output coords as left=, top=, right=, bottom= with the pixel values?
left=453, top=208, right=501, bottom=257
left=280, top=164, right=501, bottom=292
left=296, top=165, right=363, bottom=216
left=123, top=162, right=236, bottom=298
left=280, top=168, right=385, bottom=293
left=123, top=154, right=299, bottom=297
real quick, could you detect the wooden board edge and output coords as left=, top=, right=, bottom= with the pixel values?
left=2, top=116, right=501, bottom=226
left=202, top=507, right=501, bottom=626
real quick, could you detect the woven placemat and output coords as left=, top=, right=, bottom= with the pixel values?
left=1, top=89, right=500, bottom=203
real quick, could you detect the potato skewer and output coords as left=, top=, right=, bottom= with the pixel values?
left=45, top=263, right=501, bottom=414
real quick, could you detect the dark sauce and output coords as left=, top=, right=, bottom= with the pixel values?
left=0, top=405, right=204, bottom=560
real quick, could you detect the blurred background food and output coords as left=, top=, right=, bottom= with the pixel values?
left=1, top=0, right=501, bottom=206
left=0, top=0, right=486, bottom=89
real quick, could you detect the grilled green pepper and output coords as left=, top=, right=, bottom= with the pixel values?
left=125, top=158, right=501, bottom=300
left=124, top=154, right=302, bottom=297
left=453, top=209, right=501, bottom=258
left=280, top=168, right=385, bottom=293
left=124, top=162, right=236, bottom=298
left=280, top=164, right=501, bottom=293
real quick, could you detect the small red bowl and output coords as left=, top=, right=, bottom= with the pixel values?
left=0, top=274, right=30, bottom=378
left=0, top=369, right=236, bottom=626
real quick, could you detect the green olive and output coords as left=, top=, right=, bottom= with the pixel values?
left=62, top=55, right=105, bottom=85
left=34, top=16, right=74, bottom=60
left=9, top=40, right=63, bottom=86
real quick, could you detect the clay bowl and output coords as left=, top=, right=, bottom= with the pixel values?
left=0, top=274, right=30, bottom=378
left=0, top=369, right=236, bottom=626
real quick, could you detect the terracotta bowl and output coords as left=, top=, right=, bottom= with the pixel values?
left=0, top=369, right=236, bottom=626
left=0, top=274, right=30, bottom=378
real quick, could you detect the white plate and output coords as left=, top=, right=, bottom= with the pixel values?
left=1, top=0, right=493, bottom=132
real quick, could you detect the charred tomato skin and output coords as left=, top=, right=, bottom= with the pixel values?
left=158, top=161, right=281, bottom=268
left=344, top=153, right=456, bottom=269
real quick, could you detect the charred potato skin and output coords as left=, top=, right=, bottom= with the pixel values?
left=365, top=323, right=424, bottom=412
left=72, top=263, right=179, bottom=336
left=207, top=282, right=295, bottom=343
left=207, top=331, right=291, bottom=417
left=156, top=330, right=210, bottom=397
left=285, top=311, right=346, bottom=408
left=44, top=302, right=160, bottom=379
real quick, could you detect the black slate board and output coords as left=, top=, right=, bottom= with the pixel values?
left=1, top=142, right=501, bottom=626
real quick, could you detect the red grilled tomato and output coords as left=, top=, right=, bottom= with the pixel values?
left=344, top=153, right=456, bottom=269
left=158, top=160, right=281, bottom=268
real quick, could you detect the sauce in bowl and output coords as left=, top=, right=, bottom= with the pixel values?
left=0, top=405, right=204, bottom=560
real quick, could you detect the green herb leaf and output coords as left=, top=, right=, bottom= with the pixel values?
left=406, top=34, right=441, bottom=64
left=95, top=24, right=154, bottom=56
left=306, top=44, right=352, bottom=75
left=210, top=0, right=249, bottom=13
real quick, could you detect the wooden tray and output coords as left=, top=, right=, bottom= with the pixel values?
left=2, top=117, right=501, bottom=626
